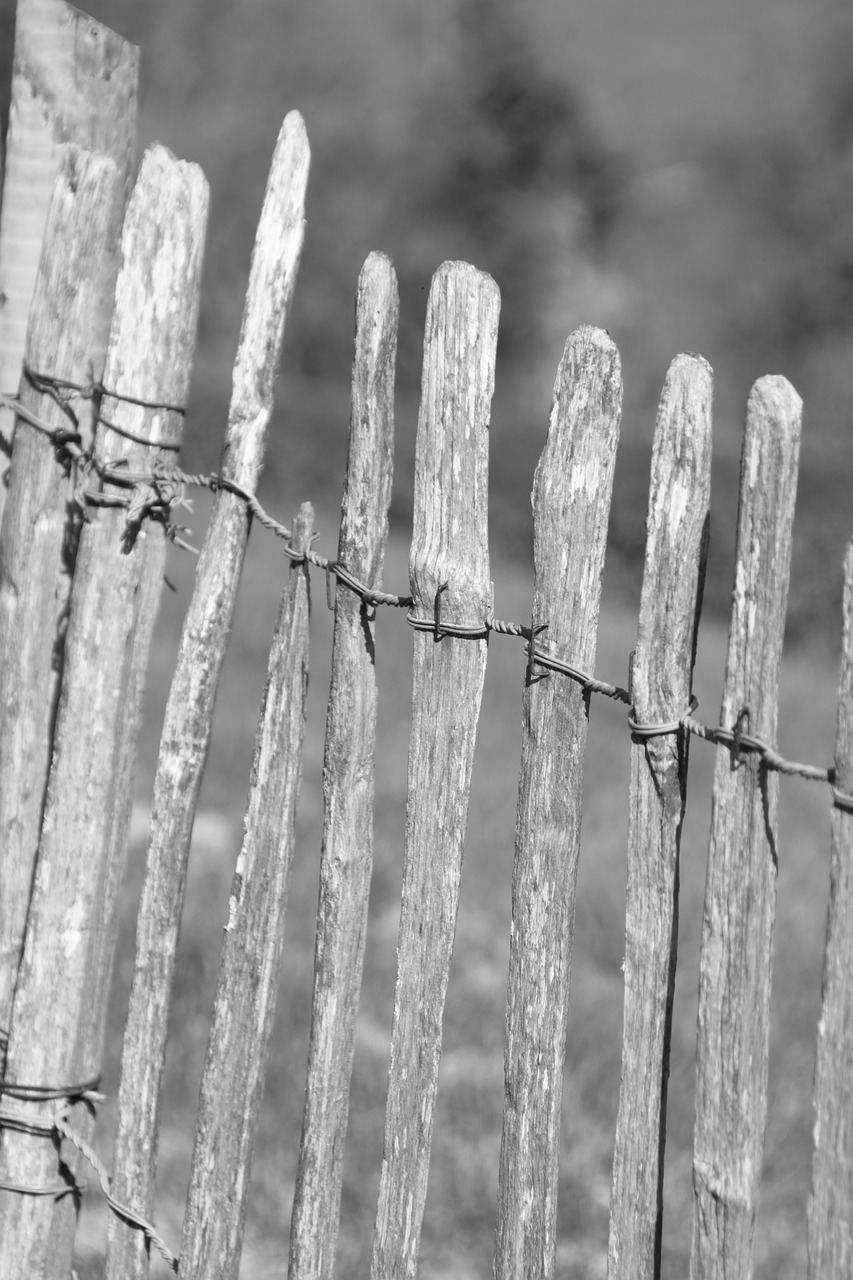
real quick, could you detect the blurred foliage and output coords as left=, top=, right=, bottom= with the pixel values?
left=708, top=18, right=853, bottom=370
left=1, top=0, right=852, bottom=642
left=387, top=0, right=625, bottom=377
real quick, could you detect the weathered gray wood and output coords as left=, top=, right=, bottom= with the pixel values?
left=0, top=143, right=207, bottom=1279
left=0, top=146, right=124, bottom=1063
left=690, top=376, right=801, bottom=1280
left=0, top=0, right=138, bottom=506
left=289, top=252, right=398, bottom=1280
left=105, top=111, right=309, bottom=1280
left=371, top=260, right=499, bottom=1280
left=608, top=355, right=712, bottom=1280
left=178, top=502, right=313, bottom=1280
left=807, top=540, right=853, bottom=1279
left=494, top=325, right=622, bottom=1280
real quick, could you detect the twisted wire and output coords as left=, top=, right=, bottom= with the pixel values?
left=2, top=380, right=851, bottom=811
left=0, top=1075, right=178, bottom=1269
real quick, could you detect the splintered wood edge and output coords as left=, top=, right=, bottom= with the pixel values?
left=99, top=145, right=209, bottom=465
left=289, top=251, right=398, bottom=1280
left=25, top=146, right=123, bottom=377
left=532, top=323, right=622, bottom=668
left=225, top=111, right=310, bottom=488
left=338, top=250, right=398, bottom=579
left=721, top=374, right=802, bottom=741
left=807, top=541, right=853, bottom=1275
left=409, top=260, right=499, bottom=627
left=180, top=502, right=313, bottom=1280
left=634, top=353, right=713, bottom=721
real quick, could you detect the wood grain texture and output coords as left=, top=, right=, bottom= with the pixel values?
left=494, top=325, right=622, bottom=1280
left=690, top=376, right=801, bottom=1280
left=0, top=146, right=124, bottom=1061
left=105, top=111, right=308, bottom=1280
left=0, top=0, right=138, bottom=505
left=289, top=252, right=398, bottom=1280
left=807, top=541, right=853, bottom=1279
left=608, top=355, right=712, bottom=1280
left=371, top=261, right=499, bottom=1280
left=0, top=143, right=206, bottom=1279
left=178, top=503, right=313, bottom=1280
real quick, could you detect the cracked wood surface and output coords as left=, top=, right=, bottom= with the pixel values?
left=179, top=503, right=312, bottom=1280
left=0, top=147, right=124, bottom=1064
left=608, top=354, right=712, bottom=1280
left=0, top=142, right=206, bottom=1279
left=495, top=325, right=622, bottom=1280
left=0, top=0, right=138, bottom=514
left=690, top=376, right=801, bottom=1280
left=289, top=251, right=398, bottom=1280
left=371, top=260, right=499, bottom=1280
left=106, top=112, right=309, bottom=1280
left=807, top=541, right=853, bottom=1280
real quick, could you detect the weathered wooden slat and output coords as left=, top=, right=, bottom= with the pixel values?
left=178, top=501, right=313, bottom=1280
left=806, top=540, right=853, bottom=1279
left=105, top=111, right=309, bottom=1280
left=371, top=260, right=499, bottom=1280
left=608, top=355, right=712, bottom=1280
left=0, top=0, right=138, bottom=509
left=0, top=142, right=206, bottom=1279
left=289, top=251, right=398, bottom=1280
left=494, top=325, right=622, bottom=1280
left=0, top=146, right=124, bottom=1064
left=690, top=376, right=801, bottom=1280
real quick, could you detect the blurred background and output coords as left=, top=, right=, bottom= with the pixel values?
left=1, top=1, right=851, bottom=1277
left=3, top=0, right=851, bottom=639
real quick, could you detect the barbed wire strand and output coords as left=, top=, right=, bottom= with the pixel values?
left=3, top=382, right=850, bottom=804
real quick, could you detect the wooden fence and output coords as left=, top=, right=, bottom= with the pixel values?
left=0, top=5, right=851, bottom=1279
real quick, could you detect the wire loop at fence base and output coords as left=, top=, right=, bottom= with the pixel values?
left=0, top=1069, right=179, bottom=1271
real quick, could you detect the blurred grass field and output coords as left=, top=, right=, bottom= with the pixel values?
left=2, top=0, right=847, bottom=1275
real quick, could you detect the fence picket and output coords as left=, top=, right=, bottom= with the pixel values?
left=690, top=376, right=802, bottom=1280
left=0, top=143, right=206, bottom=1279
left=807, top=541, right=853, bottom=1279
left=494, top=325, right=622, bottom=1280
left=0, top=147, right=125, bottom=1066
left=608, top=354, right=712, bottom=1280
left=179, top=501, right=313, bottom=1280
left=0, top=0, right=138, bottom=516
left=371, top=260, right=499, bottom=1280
left=105, top=112, right=309, bottom=1280
left=289, top=251, right=398, bottom=1280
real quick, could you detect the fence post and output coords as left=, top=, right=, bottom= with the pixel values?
left=178, top=501, right=313, bottom=1280
left=0, top=147, right=124, bottom=1066
left=806, top=540, right=853, bottom=1279
left=0, top=0, right=138, bottom=515
left=494, top=325, right=622, bottom=1280
left=0, top=143, right=207, bottom=1279
left=690, top=376, right=801, bottom=1280
left=371, top=260, right=499, bottom=1280
left=608, top=354, right=712, bottom=1280
left=289, top=250, right=398, bottom=1280
left=106, top=111, right=309, bottom=1280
